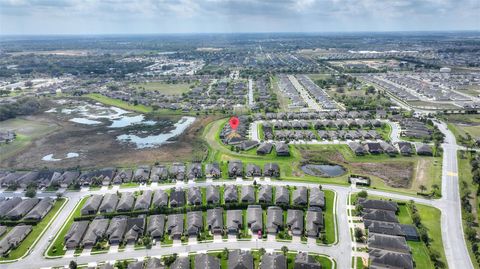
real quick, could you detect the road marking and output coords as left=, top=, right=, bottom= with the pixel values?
left=447, top=172, right=457, bottom=176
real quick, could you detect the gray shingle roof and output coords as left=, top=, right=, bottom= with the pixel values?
left=240, top=185, right=255, bottom=203
left=152, top=189, right=168, bottom=207
left=186, top=211, right=203, bottom=236
left=287, top=209, right=304, bottom=236
left=260, top=253, right=287, bottom=269
left=275, top=186, right=289, bottom=205
left=82, top=218, right=109, bottom=247
left=226, top=210, right=242, bottom=234
left=207, top=208, right=223, bottom=234
left=65, top=221, right=89, bottom=248
left=309, top=188, right=325, bottom=208
left=229, top=250, right=253, bottom=269
left=306, top=207, right=323, bottom=238
left=0, top=225, right=32, bottom=255
left=81, top=195, right=103, bottom=215
left=24, top=197, right=54, bottom=220
left=6, top=198, right=40, bottom=220
left=147, top=215, right=166, bottom=238
left=99, top=194, right=119, bottom=213
left=195, top=253, right=220, bottom=269
left=258, top=185, right=272, bottom=203
left=247, top=205, right=263, bottom=233
left=134, top=190, right=152, bottom=211
left=266, top=206, right=283, bottom=234
left=116, top=193, right=135, bottom=212
left=166, top=214, right=184, bottom=239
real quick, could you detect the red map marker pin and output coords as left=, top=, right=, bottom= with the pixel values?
left=229, top=116, right=240, bottom=130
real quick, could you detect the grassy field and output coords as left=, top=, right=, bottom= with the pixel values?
left=86, top=93, right=153, bottom=113
left=130, top=81, right=192, bottom=95
left=457, top=152, right=480, bottom=269
left=444, top=114, right=480, bottom=141
left=0, top=118, right=60, bottom=162
left=323, top=190, right=336, bottom=244
left=270, top=76, right=293, bottom=112
left=0, top=198, right=66, bottom=262
left=47, top=197, right=88, bottom=257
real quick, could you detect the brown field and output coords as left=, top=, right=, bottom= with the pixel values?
left=0, top=112, right=215, bottom=170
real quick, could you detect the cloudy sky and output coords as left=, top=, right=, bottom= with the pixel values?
left=0, top=0, right=479, bottom=35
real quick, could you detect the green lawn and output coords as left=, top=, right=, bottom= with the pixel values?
left=85, top=93, right=153, bottom=113
left=0, top=118, right=60, bottom=162
left=0, top=198, right=66, bottom=262
left=46, top=197, right=89, bottom=257
left=130, top=81, right=192, bottom=95
left=323, top=190, right=336, bottom=244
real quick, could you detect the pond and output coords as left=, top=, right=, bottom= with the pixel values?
left=301, top=164, right=346, bottom=177
left=116, top=116, right=196, bottom=149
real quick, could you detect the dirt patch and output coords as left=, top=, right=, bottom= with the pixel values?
left=0, top=112, right=216, bottom=169
left=350, top=162, right=413, bottom=188
left=299, top=146, right=413, bottom=188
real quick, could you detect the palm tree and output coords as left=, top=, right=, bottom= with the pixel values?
left=419, top=185, right=427, bottom=193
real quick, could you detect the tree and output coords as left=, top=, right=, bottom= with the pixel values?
left=25, top=187, right=36, bottom=198
left=419, top=185, right=427, bottom=193
left=357, top=190, right=368, bottom=199
left=281, top=246, right=289, bottom=256
left=69, top=260, right=77, bottom=269
left=354, top=227, right=364, bottom=242
left=258, top=248, right=266, bottom=256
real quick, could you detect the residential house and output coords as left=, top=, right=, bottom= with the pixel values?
left=133, top=166, right=150, bottom=183
left=116, top=193, right=135, bottom=212
left=205, top=163, right=221, bottom=178
left=171, top=257, right=190, bottom=269
left=247, top=205, right=263, bottom=234
left=134, top=190, right=152, bottom=211
left=275, top=143, right=290, bottom=156
left=275, top=186, right=289, bottom=205
left=65, top=221, right=89, bottom=249
left=257, top=143, right=273, bottom=155
left=397, top=142, right=413, bottom=156
left=147, top=215, right=166, bottom=239
left=207, top=208, right=223, bottom=235
left=0, top=197, right=22, bottom=217
left=292, top=187, right=308, bottom=206
left=82, top=218, right=109, bottom=247
left=24, top=197, right=54, bottom=220
left=187, top=163, right=202, bottom=180
left=170, top=163, right=186, bottom=181
left=240, top=185, right=255, bottom=203
left=229, top=250, right=254, bottom=269
left=99, top=193, right=119, bottom=213
left=81, top=195, right=103, bottom=215
left=246, top=164, right=262, bottom=178
left=365, top=142, right=384, bottom=154
left=416, top=143, right=433, bottom=156
left=106, top=216, right=127, bottom=244
left=287, top=209, right=304, bottom=236
left=169, top=188, right=185, bottom=207
left=305, top=207, right=324, bottom=238
left=228, top=160, right=243, bottom=178
left=294, top=252, right=321, bottom=269
left=165, top=214, right=184, bottom=240
left=0, top=225, right=32, bottom=255
left=358, top=199, right=398, bottom=212
left=113, top=169, right=133, bottom=184
left=152, top=189, right=168, bottom=208
left=349, top=142, right=367, bottom=156
left=195, top=253, right=220, bottom=269
left=263, top=163, right=280, bottom=177
left=226, top=210, right=243, bottom=234
left=5, top=198, right=39, bottom=220
left=224, top=185, right=238, bottom=203
left=124, top=216, right=145, bottom=244
left=206, top=185, right=220, bottom=204
left=368, top=233, right=410, bottom=254
left=186, top=211, right=203, bottom=236
left=369, top=249, right=413, bottom=269
left=258, top=185, right=272, bottom=203
left=260, top=253, right=287, bottom=269
left=150, top=165, right=169, bottom=182
left=309, top=188, right=325, bottom=208
left=187, top=187, right=202, bottom=206
left=266, top=206, right=284, bottom=234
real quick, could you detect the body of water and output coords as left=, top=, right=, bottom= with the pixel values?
left=301, top=164, right=346, bottom=177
